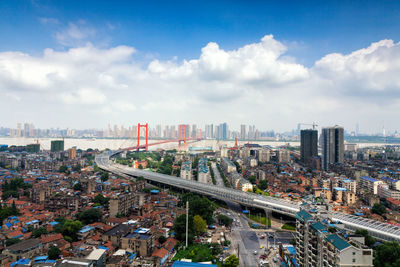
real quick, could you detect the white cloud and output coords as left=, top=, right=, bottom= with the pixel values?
left=38, top=17, right=59, bottom=25
left=55, top=21, right=96, bottom=46
left=1, top=35, right=400, bottom=132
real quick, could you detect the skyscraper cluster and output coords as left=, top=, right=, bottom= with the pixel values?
left=300, top=125, right=344, bottom=171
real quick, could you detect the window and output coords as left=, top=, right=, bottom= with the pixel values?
left=352, top=259, right=356, bottom=263
left=352, top=252, right=356, bottom=255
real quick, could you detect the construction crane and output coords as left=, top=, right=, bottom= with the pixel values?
left=299, top=122, right=318, bottom=130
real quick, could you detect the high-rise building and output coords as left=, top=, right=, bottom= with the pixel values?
left=300, top=129, right=318, bottom=166
left=240, top=124, right=246, bottom=140
left=24, top=123, right=30, bottom=137
left=191, top=124, right=197, bottom=138
left=156, top=125, right=162, bottom=138
left=51, top=140, right=64, bottom=152
left=296, top=208, right=373, bottom=267
left=219, top=123, right=228, bottom=140
left=68, top=147, right=77, bottom=159
left=322, top=126, right=344, bottom=170
left=17, top=123, right=22, bottom=137
left=26, top=144, right=40, bottom=153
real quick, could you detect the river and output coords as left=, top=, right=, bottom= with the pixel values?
left=0, top=137, right=394, bottom=151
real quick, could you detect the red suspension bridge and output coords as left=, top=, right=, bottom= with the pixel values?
left=121, top=123, right=203, bottom=151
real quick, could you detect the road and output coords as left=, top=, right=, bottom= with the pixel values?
left=97, top=152, right=400, bottom=243
left=213, top=163, right=259, bottom=267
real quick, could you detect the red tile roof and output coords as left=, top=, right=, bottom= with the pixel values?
left=152, top=248, right=169, bottom=258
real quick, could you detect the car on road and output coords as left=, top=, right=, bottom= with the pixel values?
left=253, top=250, right=258, bottom=255
left=260, top=245, right=264, bottom=249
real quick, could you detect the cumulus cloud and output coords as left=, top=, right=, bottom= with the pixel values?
left=313, top=39, right=400, bottom=97
left=0, top=34, right=400, bottom=132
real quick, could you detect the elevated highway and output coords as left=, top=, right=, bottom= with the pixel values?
left=96, top=150, right=400, bottom=242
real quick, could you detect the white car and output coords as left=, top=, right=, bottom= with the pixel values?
left=253, top=250, right=258, bottom=255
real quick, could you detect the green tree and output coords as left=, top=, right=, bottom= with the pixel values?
left=224, top=255, right=239, bottom=267
left=138, top=164, right=143, bottom=169
left=180, top=194, right=216, bottom=224
left=248, top=175, right=256, bottom=184
left=374, top=242, right=400, bottom=267
left=59, top=219, right=83, bottom=242
left=158, top=235, right=167, bottom=244
left=173, top=214, right=195, bottom=244
left=77, top=208, right=102, bottom=225
left=10, top=201, right=19, bottom=215
left=93, top=194, right=109, bottom=207
left=101, top=171, right=109, bottom=182
left=59, top=165, right=68, bottom=173
left=355, top=229, right=376, bottom=247
left=217, top=214, right=233, bottom=227
left=258, top=180, right=268, bottom=190
left=48, top=246, right=61, bottom=260
left=72, top=164, right=81, bottom=173
left=5, top=238, right=21, bottom=247
left=193, top=215, right=207, bottom=235
left=371, top=203, right=386, bottom=216
left=73, top=183, right=82, bottom=191
left=32, top=227, right=48, bottom=238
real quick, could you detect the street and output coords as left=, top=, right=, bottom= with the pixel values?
left=212, top=162, right=296, bottom=267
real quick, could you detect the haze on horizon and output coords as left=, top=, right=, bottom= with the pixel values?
left=1, top=0, right=400, bottom=134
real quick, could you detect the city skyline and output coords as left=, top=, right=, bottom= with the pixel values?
left=1, top=1, right=400, bottom=133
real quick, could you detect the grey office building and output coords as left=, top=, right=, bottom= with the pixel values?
left=300, top=129, right=318, bottom=166
left=322, top=126, right=344, bottom=170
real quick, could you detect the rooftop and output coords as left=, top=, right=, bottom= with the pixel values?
left=326, top=234, right=350, bottom=251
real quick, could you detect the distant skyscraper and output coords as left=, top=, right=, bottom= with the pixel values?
left=355, top=123, right=359, bottom=136
left=240, top=124, right=246, bottom=140
left=192, top=124, right=197, bottom=138
left=219, top=123, right=228, bottom=140
left=156, top=125, right=162, bottom=138
left=300, top=129, right=318, bottom=166
left=17, top=123, right=22, bottom=137
left=322, top=126, right=344, bottom=170
left=24, top=123, right=30, bottom=137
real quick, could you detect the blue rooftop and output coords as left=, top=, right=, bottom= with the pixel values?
left=361, top=176, right=378, bottom=182
left=333, top=187, right=347, bottom=191
left=326, top=234, right=350, bottom=251
left=296, top=210, right=312, bottom=222
left=34, top=256, right=48, bottom=261
left=380, top=176, right=398, bottom=183
left=311, top=221, right=327, bottom=232
left=79, top=225, right=94, bottom=233
left=11, top=259, right=31, bottom=266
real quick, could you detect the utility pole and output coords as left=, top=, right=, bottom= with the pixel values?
left=186, top=201, right=189, bottom=248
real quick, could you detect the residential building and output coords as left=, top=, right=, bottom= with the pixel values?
left=50, top=140, right=64, bottom=152
left=180, top=161, right=192, bottom=180
left=322, top=126, right=344, bottom=170
left=26, top=144, right=40, bottom=153
left=258, top=148, right=270, bottom=163
left=220, top=158, right=237, bottom=174
left=68, top=147, right=77, bottom=159
left=359, top=176, right=384, bottom=195
left=2, top=238, right=42, bottom=261
left=300, top=129, right=318, bottom=166
left=109, top=192, right=146, bottom=217
left=295, top=209, right=373, bottom=267
left=277, top=149, right=290, bottom=163
left=197, top=158, right=210, bottom=184
left=378, top=184, right=400, bottom=200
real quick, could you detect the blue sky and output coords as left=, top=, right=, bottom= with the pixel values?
left=1, top=0, right=400, bottom=133
left=1, top=0, right=399, bottom=65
